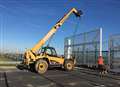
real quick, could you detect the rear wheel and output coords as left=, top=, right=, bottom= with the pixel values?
left=35, top=60, right=48, bottom=74
left=64, top=60, right=74, bottom=71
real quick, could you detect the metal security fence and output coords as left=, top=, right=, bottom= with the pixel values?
left=109, top=34, right=120, bottom=70
left=64, top=29, right=100, bottom=67
left=0, top=53, right=23, bottom=66
left=102, top=51, right=109, bottom=65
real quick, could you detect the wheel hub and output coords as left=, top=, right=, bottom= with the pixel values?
left=67, top=63, right=72, bottom=69
left=39, top=63, right=45, bottom=70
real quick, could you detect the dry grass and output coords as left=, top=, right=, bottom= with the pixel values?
left=0, top=56, right=15, bottom=61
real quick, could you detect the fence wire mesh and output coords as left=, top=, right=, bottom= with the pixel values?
left=64, top=29, right=100, bottom=67
left=109, top=34, right=120, bottom=70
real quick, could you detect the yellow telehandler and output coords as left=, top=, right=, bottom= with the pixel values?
left=20, top=8, right=82, bottom=74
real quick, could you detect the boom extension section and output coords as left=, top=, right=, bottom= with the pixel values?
left=31, top=8, right=82, bottom=52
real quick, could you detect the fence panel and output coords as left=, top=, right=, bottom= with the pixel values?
left=64, top=29, right=100, bottom=67
left=109, top=34, right=120, bottom=70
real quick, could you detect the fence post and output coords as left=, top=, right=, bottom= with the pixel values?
left=100, top=27, right=102, bottom=57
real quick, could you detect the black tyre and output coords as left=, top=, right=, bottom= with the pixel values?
left=64, top=60, right=74, bottom=71
left=35, top=60, right=48, bottom=74
left=29, top=63, right=35, bottom=72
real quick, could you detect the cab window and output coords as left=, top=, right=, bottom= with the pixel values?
left=46, top=49, right=52, bottom=55
left=51, top=49, right=57, bottom=56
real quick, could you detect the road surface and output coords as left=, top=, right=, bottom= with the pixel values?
left=0, top=67, right=120, bottom=87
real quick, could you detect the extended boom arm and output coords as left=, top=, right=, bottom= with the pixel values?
left=31, top=8, right=82, bottom=53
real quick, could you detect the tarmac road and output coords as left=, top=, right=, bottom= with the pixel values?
left=0, top=67, right=120, bottom=87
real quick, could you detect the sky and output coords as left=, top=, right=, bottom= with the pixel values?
left=0, top=0, right=120, bottom=54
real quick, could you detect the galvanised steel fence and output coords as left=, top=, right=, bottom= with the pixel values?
left=64, top=29, right=101, bottom=67
left=109, top=34, right=120, bottom=70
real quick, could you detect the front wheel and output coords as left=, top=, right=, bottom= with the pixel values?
left=64, top=60, right=74, bottom=71
left=35, top=60, right=48, bottom=74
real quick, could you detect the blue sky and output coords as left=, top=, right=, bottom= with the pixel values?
left=0, top=0, right=120, bottom=54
